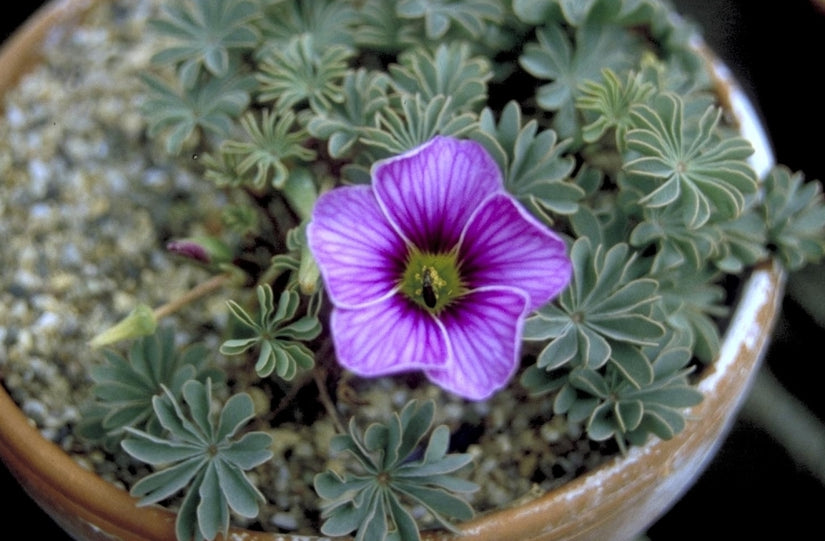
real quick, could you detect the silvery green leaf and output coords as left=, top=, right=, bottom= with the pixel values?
left=183, top=379, right=213, bottom=440
left=121, top=430, right=202, bottom=465
left=390, top=43, right=491, bottom=114
left=537, top=326, right=578, bottom=370
left=520, top=364, right=568, bottom=396
left=553, top=382, right=578, bottom=414
left=317, top=400, right=476, bottom=540
left=128, top=455, right=206, bottom=505
left=197, top=463, right=229, bottom=541
left=626, top=93, right=758, bottom=228
left=616, top=399, right=644, bottom=433
left=221, top=432, right=274, bottom=469
left=219, top=337, right=259, bottom=355
left=609, top=343, right=654, bottom=388
left=214, top=459, right=263, bottom=517
left=121, top=380, right=271, bottom=541
left=569, top=367, right=609, bottom=397
left=587, top=401, right=616, bottom=441
left=762, top=165, right=825, bottom=270
left=396, top=0, right=504, bottom=40
left=215, top=392, right=255, bottom=441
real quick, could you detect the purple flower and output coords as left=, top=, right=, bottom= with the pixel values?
left=307, top=136, right=572, bottom=400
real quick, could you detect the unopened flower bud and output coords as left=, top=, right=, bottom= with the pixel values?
left=167, top=236, right=233, bottom=265
left=89, top=304, right=157, bottom=348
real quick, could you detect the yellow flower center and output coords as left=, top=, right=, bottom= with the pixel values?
left=399, top=249, right=465, bottom=313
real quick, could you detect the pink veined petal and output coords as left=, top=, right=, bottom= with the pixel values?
left=426, top=286, right=530, bottom=401
left=373, top=136, right=504, bottom=253
left=331, top=295, right=451, bottom=376
left=459, top=193, right=572, bottom=312
left=307, top=185, right=407, bottom=308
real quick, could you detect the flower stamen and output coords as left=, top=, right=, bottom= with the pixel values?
left=400, top=250, right=464, bottom=314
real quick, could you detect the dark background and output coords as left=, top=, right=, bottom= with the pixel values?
left=2, top=1, right=823, bottom=539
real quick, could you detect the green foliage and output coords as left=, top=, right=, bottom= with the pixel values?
left=256, top=35, right=353, bottom=114
left=519, top=20, right=643, bottom=139
left=361, top=94, right=479, bottom=156
left=624, top=92, right=759, bottom=229
left=476, top=100, right=581, bottom=221
left=140, top=70, right=254, bottom=155
left=257, top=0, right=360, bottom=56
left=396, top=0, right=505, bottom=40
left=217, top=108, right=316, bottom=189
left=524, top=340, right=703, bottom=448
left=77, top=327, right=222, bottom=449
left=513, top=0, right=659, bottom=27
left=150, top=0, right=260, bottom=88
left=307, top=68, right=390, bottom=159
left=578, top=68, right=656, bottom=151
left=760, top=165, right=825, bottom=271
left=656, top=269, right=727, bottom=364
left=354, top=0, right=422, bottom=53
left=220, top=284, right=320, bottom=380
left=389, top=43, right=492, bottom=115
left=523, top=238, right=664, bottom=372
left=315, top=400, right=478, bottom=541
left=122, top=380, right=272, bottom=541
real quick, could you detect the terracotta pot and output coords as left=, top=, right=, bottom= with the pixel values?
left=0, top=1, right=785, bottom=540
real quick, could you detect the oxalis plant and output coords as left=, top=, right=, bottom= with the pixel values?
left=78, top=0, right=825, bottom=539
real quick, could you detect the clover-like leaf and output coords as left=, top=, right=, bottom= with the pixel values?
left=708, top=210, right=768, bottom=274
left=628, top=203, right=721, bottom=273
left=655, top=269, right=727, bottom=364
left=519, top=21, right=643, bottom=139
left=515, top=0, right=661, bottom=27
left=577, top=68, right=656, bottom=151
left=315, top=399, right=478, bottom=541
left=522, top=238, right=665, bottom=376
left=256, top=34, right=352, bottom=114
left=354, top=0, right=422, bottom=53
left=257, top=0, right=360, bottom=57
left=389, top=43, right=492, bottom=115
left=575, top=343, right=701, bottom=447
left=220, top=284, right=320, bottom=380
left=360, top=94, right=479, bottom=157
left=150, top=0, right=260, bottom=88
left=122, top=380, right=272, bottom=541
left=523, top=336, right=701, bottom=449
left=396, top=0, right=505, bottom=40
left=760, top=165, right=825, bottom=271
left=217, top=108, right=316, bottom=189
left=306, top=68, right=390, bottom=159
left=624, top=92, right=759, bottom=229
left=77, top=327, right=222, bottom=449
left=140, top=70, right=255, bottom=155
left=476, top=100, right=581, bottom=221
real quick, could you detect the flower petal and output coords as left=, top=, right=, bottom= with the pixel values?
left=331, top=295, right=450, bottom=376
left=426, top=287, right=530, bottom=400
left=459, top=193, right=572, bottom=311
left=307, top=185, right=407, bottom=307
left=373, top=136, right=503, bottom=253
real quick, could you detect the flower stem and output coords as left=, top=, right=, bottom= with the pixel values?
left=313, top=367, right=345, bottom=434
left=153, top=272, right=233, bottom=320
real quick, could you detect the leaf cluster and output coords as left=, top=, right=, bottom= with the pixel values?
left=122, top=379, right=273, bottom=541
left=521, top=238, right=708, bottom=446
left=77, top=327, right=223, bottom=450
left=315, top=399, right=478, bottom=541
left=220, top=284, right=321, bottom=380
